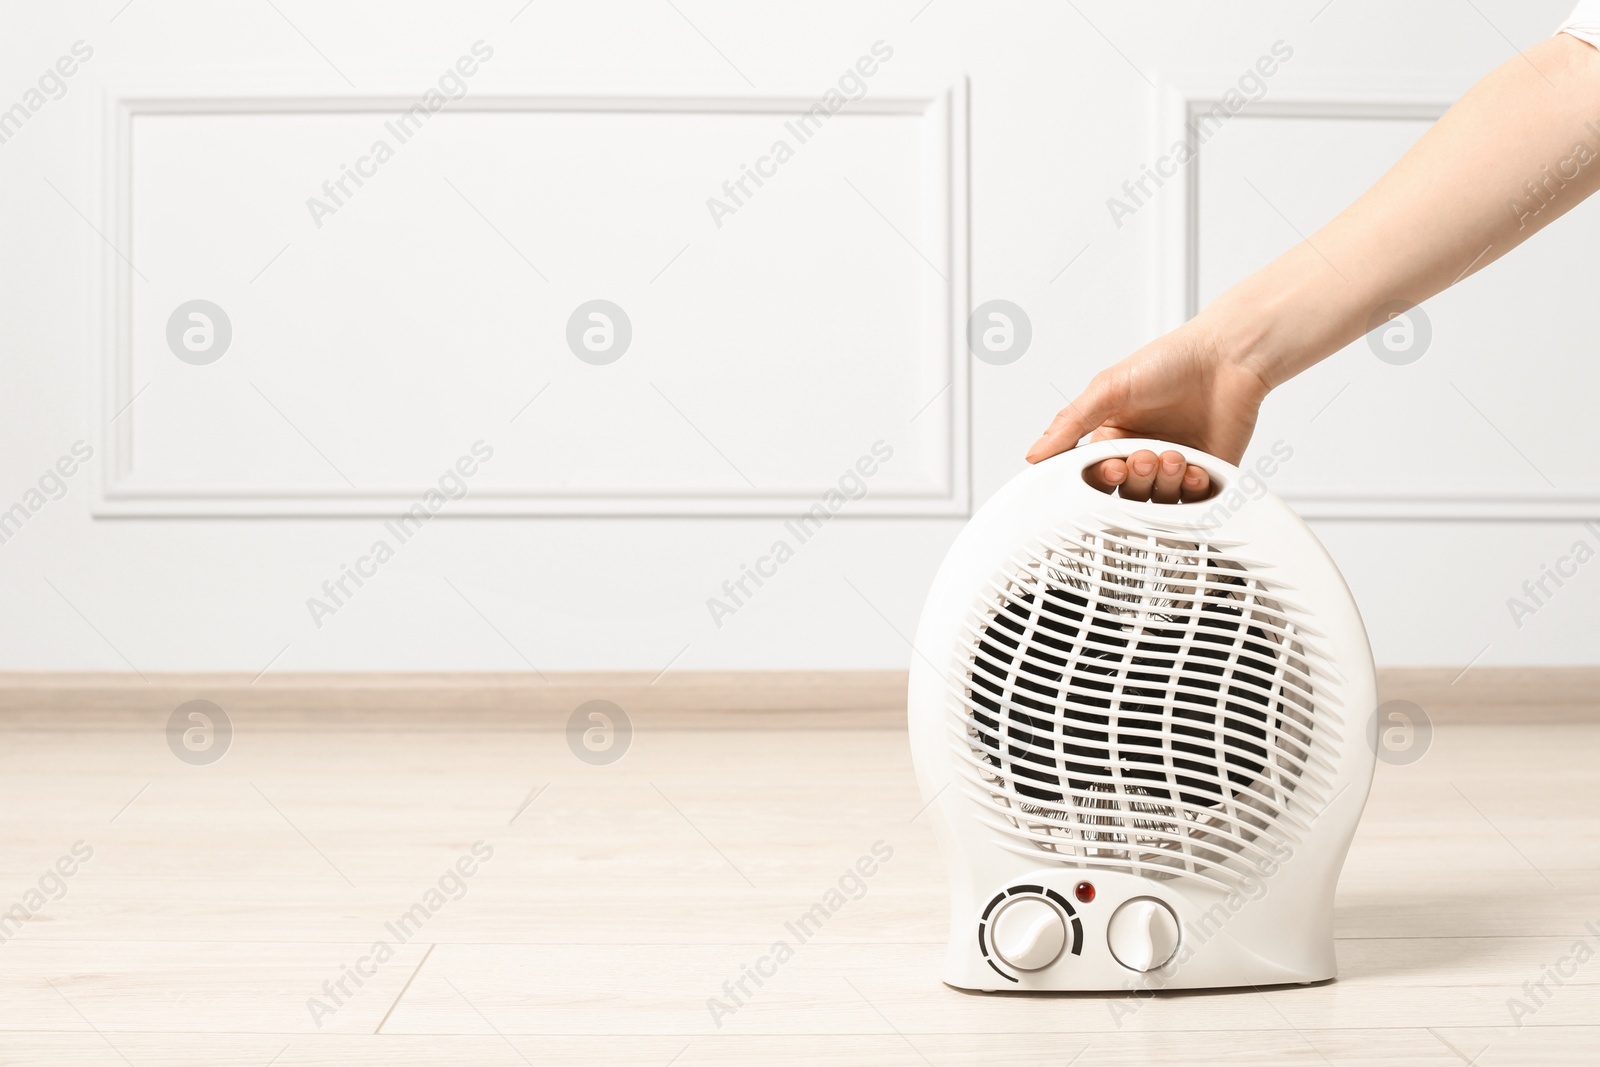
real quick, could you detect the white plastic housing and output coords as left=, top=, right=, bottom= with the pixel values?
left=908, top=439, right=1376, bottom=992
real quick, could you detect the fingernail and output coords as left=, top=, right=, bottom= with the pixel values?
left=1105, top=467, right=1126, bottom=484
left=1132, top=459, right=1155, bottom=477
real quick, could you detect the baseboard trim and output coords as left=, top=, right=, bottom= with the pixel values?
left=0, top=670, right=910, bottom=729
left=0, top=668, right=1592, bottom=728
left=1374, top=667, right=1600, bottom=724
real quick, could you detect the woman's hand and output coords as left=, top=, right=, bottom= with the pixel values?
left=1025, top=318, right=1271, bottom=503
left=1021, top=34, right=1600, bottom=505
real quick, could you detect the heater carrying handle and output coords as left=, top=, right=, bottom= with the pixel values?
left=1039, top=437, right=1258, bottom=530
left=1062, top=437, right=1238, bottom=499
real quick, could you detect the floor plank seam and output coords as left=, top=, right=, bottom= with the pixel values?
left=8, top=1026, right=1596, bottom=1036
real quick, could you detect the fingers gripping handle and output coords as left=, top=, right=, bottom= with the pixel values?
left=1067, top=438, right=1235, bottom=498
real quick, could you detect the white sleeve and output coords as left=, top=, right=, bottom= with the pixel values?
left=1559, top=0, right=1600, bottom=49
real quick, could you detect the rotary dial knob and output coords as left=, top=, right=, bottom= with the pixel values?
left=1107, top=897, right=1180, bottom=972
left=989, top=897, right=1068, bottom=971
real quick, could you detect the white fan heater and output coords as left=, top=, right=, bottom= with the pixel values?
left=908, top=440, right=1375, bottom=991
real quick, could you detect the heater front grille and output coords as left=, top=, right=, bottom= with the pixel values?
left=948, top=522, right=1343, bottom=892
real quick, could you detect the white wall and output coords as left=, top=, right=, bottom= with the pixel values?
left=0, top=0, right=1594, bottom=674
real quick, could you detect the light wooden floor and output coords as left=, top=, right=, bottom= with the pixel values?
left=5, top=691, right=1599, bottom=1065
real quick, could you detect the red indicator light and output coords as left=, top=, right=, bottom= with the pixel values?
left=1075, top=881, right=1095, bottom=904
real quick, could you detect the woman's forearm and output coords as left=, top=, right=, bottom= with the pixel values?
left=1029, top=27, right=1600, bottom=489
left=1206, top=32, right=1600, bottom=389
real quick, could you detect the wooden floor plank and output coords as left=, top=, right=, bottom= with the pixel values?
left=0, top=1029, right=1477, bottom=1067
left=0, top=705, right=1595, bottom=1062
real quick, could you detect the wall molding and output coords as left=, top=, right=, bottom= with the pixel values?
left=91, top=86, right=971, bottom=518
left=1156, top=84, right=1600, bottom=521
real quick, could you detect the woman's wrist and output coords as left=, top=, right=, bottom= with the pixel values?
left=1190, top=292, right=1295, bottom=397
left=1198, top=254, right=1356, bottom=392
